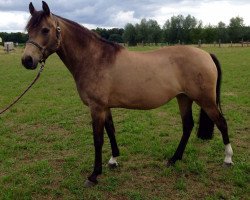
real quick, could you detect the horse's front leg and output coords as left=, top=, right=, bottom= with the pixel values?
left=84, top=106, right=106, bottom=187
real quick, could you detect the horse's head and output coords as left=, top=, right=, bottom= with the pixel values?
left=22, top=1, right=61, bottom=69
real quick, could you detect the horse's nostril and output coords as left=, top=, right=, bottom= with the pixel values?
left=22, top=55, right=34, bottom=68
left=26, top=56, right=33, bottom=66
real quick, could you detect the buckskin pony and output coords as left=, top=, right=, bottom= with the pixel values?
left=22, top=1, right=233, bottom=187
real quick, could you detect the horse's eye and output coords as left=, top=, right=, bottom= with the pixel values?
left=41, top=28, right=50, bottom=35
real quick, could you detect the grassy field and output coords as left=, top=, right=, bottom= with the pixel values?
left=0, top=45, right=249, bottom=200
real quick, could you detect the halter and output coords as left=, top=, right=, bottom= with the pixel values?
left=26, top=20, right=61, bottom=63
left=26, top=40, right=46, bottom=61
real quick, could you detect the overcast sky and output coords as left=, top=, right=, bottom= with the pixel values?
left=0, top=0, right=250, bottom=32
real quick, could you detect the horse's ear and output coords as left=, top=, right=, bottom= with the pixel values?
left=42, top=1, right=50, bottom=16
left=29, top=2, right=36, bottom=16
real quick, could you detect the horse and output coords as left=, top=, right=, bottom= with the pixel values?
left=21, top=1, right=233, bottom=187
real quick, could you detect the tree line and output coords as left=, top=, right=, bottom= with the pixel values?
left=1, top=15, right=249, bottom=46
left=123, top=15, right=250, bottom=46
left=0, top=32, right=28, bottom=44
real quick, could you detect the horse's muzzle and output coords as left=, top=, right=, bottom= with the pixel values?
left=22, top=55, right=38, bottom=70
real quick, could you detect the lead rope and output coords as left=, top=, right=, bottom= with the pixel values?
left=0, top=61, right=45, bottom=115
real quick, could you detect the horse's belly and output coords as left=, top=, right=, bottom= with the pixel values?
left=109, top=85, right=178, bottom=109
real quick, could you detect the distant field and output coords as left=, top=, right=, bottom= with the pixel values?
left=0, top=46, right=249, bottom=200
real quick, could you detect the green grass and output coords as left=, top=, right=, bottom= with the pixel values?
left=0, top=45, right=249, bottom=200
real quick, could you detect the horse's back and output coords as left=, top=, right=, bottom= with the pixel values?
left=108, top=46, right=217, bottom=109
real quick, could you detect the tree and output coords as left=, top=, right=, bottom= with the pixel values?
left=163, top=19, right=171, bottom=43
left=94, top=28, right=109, bottom=40
left=123, top=23, right=137, bottom=46
left=163, top=15, right=181, bottom=43
left=189, top=20, right=203, bottom=44
left=147, top=19, right=162, bottom=44
left=108, top=34, right=123, bottom=43
left=135, top=18, right=148, bottom=44
left=108, top=28, right=124, bottom=36
left=93, top=28, right=124, bottom=43
left=163, top=15, right=198, bottom=44
left=228, top=16, right=244, bottom=42
left=242, top=26, right=250, bottom=41
left=216, top=21, right=229, bottom=43
left=202, top=24, right=217, bottom=43
left=183, top=15, right=197, bottom=43
left=0, top=32, right=28, bottom=44
left=169, top=15, right=185, bottom=43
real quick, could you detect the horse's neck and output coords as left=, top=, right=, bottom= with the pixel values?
left=56, top=19, right=98, bottom=77
left=55, top=17, right=123, bottom=81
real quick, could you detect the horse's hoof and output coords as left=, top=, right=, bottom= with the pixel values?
left=108, top=162, right=118, bottom=169
left=108, top=157, right=118, bottom=169
left=84, top=179, right=97, bottom=188
left=166, top=159, right=175, bottom=167
left=223, top=162, right=234, bottom=167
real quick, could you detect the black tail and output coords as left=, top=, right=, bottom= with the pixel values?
left=197, top=53, right=222, bottom=139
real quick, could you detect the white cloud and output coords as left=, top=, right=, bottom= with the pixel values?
left=110, top=10, right=139, bottom=27
left=81, top=23, right=98, bottom=30
left=0, top=11, right=29, bottom=32
left=151, top=1, right=250, bottom=27
left=196, top=1, right=250, bottom=26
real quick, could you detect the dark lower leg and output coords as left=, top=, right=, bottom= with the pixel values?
left=88, top=136, right=103, bottom=183
left=105, top=110, right=120, bottom=157
left=87, top=109, right=105, bottom=184
left=204, top=107, right=233, bottom=165
left=169, top=110, right=194, bottom=164
left=204, top=106, right=230, bottom=145
left=215, top=113, right=229, bottom=145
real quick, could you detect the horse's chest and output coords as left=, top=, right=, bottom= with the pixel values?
left=76, top=79, right=110, bottom=107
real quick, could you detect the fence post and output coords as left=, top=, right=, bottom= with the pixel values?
left=219, top=39, right=221, bottom=48
left=7, top=44, right=9, bottom=53
left=198, top=40, right=201, bottom=48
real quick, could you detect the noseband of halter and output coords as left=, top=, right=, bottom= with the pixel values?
left=26, top=20, right=61, bottom=63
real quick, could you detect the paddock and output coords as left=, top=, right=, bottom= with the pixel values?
left=0, top=46, right=249, bottom=199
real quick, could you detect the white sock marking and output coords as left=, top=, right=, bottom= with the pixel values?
left=224, top=143, right=233, bottom=164
left=108, top=156, right=118, bottom=166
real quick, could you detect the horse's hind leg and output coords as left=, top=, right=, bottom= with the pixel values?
left=105, top=109, right=120, bottom=168
left=202, top=104, right=233, bottom=165
left=167, top=94, right=194, bottom=166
